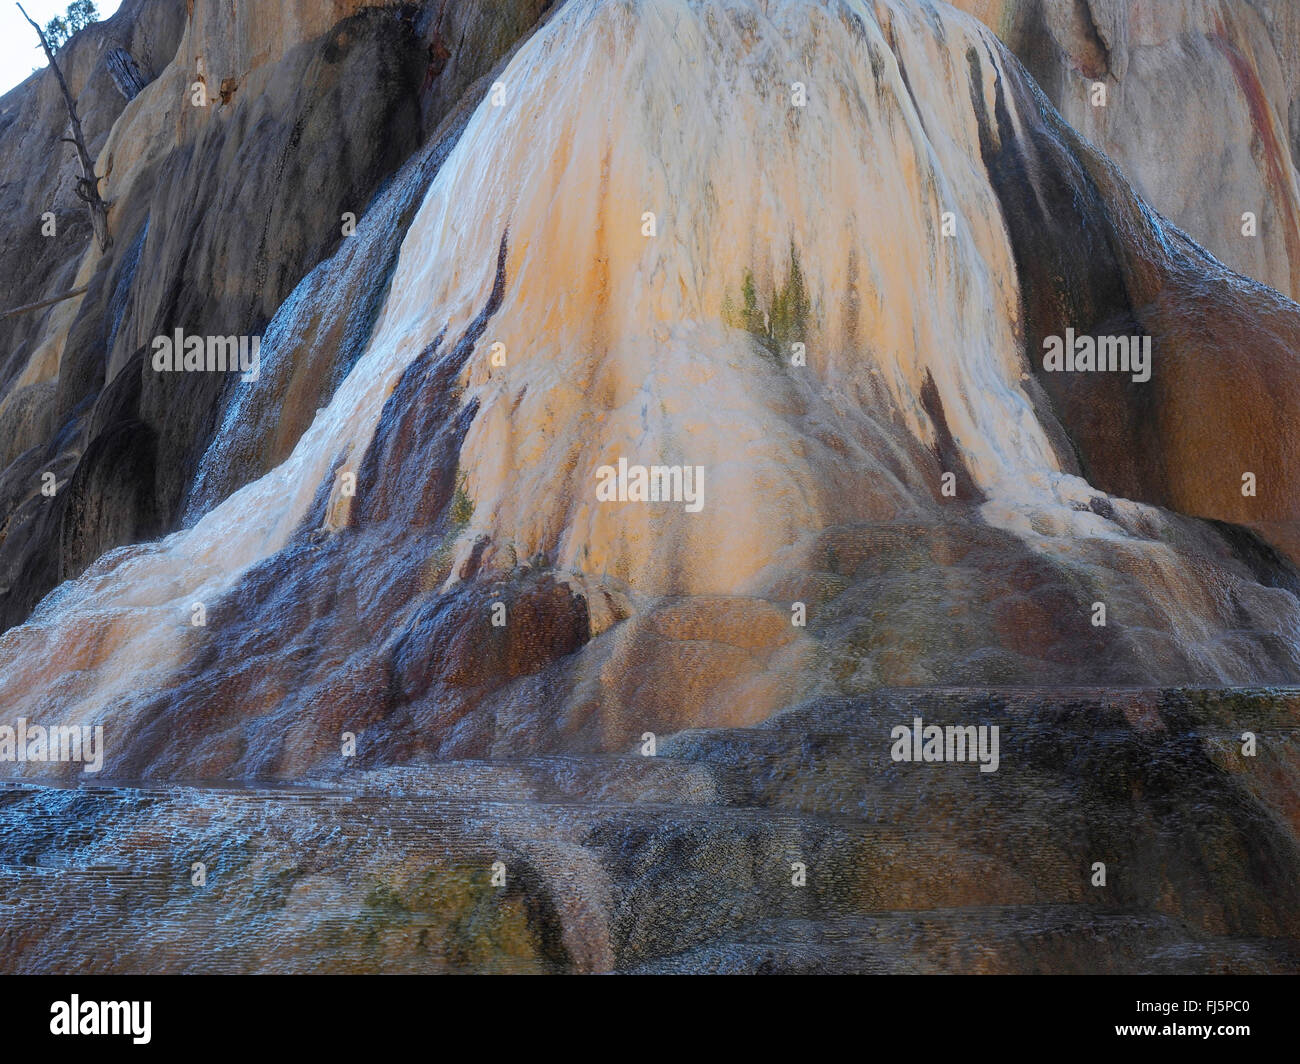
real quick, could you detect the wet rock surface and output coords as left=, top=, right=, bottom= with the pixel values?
left=1, top=0, right=1299, bottom=973
left=2, top=688, right=1296, bottom=973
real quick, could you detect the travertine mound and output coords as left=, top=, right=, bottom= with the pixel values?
left=1, top=1, right=1299, bottom=781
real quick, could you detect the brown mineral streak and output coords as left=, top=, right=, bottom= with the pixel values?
left=1213, top=28, right=1300, bottom=297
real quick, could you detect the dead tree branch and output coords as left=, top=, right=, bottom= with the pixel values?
left=0, top=284, right=89, bottom=322
left=18, top=2, right=111, bottom=252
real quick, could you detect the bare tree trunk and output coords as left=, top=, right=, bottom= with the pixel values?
left=18, top=3, right=111, bottom=252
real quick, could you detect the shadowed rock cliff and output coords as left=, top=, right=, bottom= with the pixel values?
left=0, top=0, right=555, bottom=630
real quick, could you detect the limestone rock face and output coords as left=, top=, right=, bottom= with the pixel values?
left=0, top=0, right=1298, bottom=973
left=0, top=0, right=555, bottom=630
left=0, top=0, right=187, bottom=419
left=952, top=0, right=1300, bottom=299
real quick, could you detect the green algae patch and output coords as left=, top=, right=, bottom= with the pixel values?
left=723, top=244, right=812, bottom=359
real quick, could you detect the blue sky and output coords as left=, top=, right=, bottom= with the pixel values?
left=0, top=0, right=123, bottom=96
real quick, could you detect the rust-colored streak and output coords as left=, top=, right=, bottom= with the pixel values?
left=1213, top=31, right=1300, bottom=296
